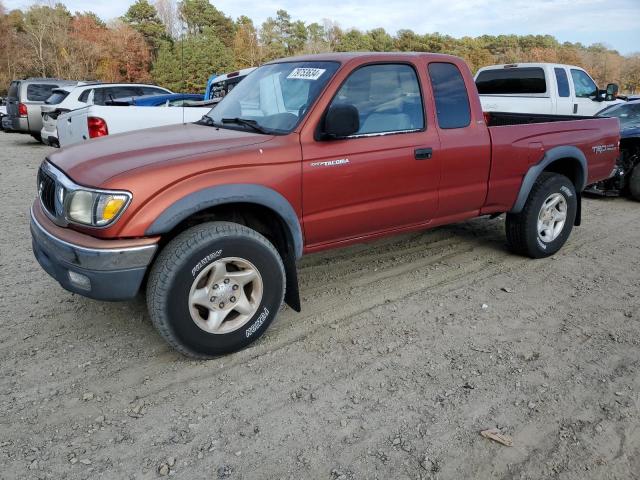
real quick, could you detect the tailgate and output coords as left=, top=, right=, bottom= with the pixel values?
left=57, top=107, right=90, bottom=148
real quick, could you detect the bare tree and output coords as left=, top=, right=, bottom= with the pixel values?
left=154, top=0, right=181, bottom=39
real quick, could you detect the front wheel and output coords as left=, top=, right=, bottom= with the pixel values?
left=506, top=173, right=577, bottom=258
left=147, top=222, right=285, bottom=358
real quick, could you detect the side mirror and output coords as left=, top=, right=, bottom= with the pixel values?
left=606, top=83, right=619, bottom=101
left=323, top=104, right=359, bottom=138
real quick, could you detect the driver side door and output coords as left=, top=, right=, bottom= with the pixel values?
left=301, top=63, right=441, bottom=247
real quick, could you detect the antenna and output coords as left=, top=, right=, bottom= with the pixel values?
left=181, top=25, right=185, bottom=125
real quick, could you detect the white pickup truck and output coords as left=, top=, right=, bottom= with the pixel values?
left=57, top=103, right=214, bottom=148
left=475, top=63, right=623, bottom=116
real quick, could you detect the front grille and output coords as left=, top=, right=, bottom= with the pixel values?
left=38, top=166, right=56, bottom=216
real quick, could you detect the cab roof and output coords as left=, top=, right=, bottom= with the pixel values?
left=266, top=51, right=463, bottom=65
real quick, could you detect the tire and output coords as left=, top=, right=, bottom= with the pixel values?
left=147, top=221, right=285, bottom=358
left=505, top=172, right=577, bottom=259
left=31, top=133, right=42, bottom=143
left=629, top=165, right=640, bottom=201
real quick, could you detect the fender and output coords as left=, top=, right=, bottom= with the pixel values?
left=145, top=184, right=304, bottom=260
left=510, top=145, right=587, bottom=215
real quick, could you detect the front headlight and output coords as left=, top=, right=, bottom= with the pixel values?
left=66, top=189, right=130, bottom=226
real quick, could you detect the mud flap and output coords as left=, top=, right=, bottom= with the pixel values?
left=574, top=192, right=582, bottom=227
left=283, top=255, right=301, bottom=312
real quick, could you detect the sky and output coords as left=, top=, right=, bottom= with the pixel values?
left=5, top=0, right=640, bottom=55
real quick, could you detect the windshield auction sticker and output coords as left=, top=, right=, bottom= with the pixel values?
left=287, top=68, right=326, bottom=80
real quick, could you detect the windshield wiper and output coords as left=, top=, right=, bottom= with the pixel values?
left=221, top=117, right=270, bottom=134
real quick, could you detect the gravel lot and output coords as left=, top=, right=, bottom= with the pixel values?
left=1, top=131, right=639, bottom=480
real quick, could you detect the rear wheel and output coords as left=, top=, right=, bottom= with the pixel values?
left=147, top=221, right=285, bottom=358
left=629, top=164, right=640, bottom=201
left=506, top=173, right=577, bottom=258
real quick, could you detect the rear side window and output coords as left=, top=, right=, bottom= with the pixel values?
left=428, top=62, right=471, bottom=129
left=8, top=81, right=20, bottom=98
left=554, top=68, right=570, bottom=97
left=330, top=63, right=424, bottom=135
left=475, top=67, right=547, bottom=95
left=45, top=91, right=69, bottom=105
left=78, top=89, right=92, bottom=103
left=27, top=84, right=59, bottom=101
left=570, top=69, right=598, bottom=98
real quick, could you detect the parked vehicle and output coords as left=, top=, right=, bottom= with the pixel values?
left=44, top=83, right=173, bottom=147
left=31, top=52, right=619, bottom=358
left=40, top=85, right=77, bottom=146
left=109, top=93, right=204, bottom=106
left=42, top=82, right=171, bottom=115
left=586, top=100, right=640, bottom=200
left=56, top=101, right=212, bottom=147
left=204, top=67, right=256, bottom=100
left=0, top=99, right=6, bottom=130
left=5, top=78, right=81, bottom=139
left=475, top=63, right=623, bottom=116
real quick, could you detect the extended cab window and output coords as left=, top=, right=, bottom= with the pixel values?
left=475, top=67, right=546, bottom=95
left=570, top=69, right=598, bottom=98
left=428, top=62, right=471, bottom=129
left=554, top=68, right=570, bottom=98
left=330, top=64, right=424, bottom=136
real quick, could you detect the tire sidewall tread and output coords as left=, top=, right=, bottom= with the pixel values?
left=146, top=222, right=285, bottom=358
left=506, top=173, right=577, bottom=258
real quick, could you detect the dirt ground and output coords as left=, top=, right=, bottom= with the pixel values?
left=0, top=131, right=639, bottom=480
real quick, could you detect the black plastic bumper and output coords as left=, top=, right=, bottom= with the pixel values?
left=30, top=209, right=157, bottom=301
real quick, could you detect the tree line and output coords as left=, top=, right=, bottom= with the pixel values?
left=1, top=0, right=639, bottom=96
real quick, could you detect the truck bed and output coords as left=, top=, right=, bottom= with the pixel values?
left=483, top=115, right=620, bottom=213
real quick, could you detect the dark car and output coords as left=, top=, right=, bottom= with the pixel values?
left=587, top=100, right=640, bottom=200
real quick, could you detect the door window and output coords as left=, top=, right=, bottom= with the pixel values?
left=140, top=86, right=169, bottom=96
left=554, top=68, right=570, bottom=98
left=329, top=64, right=424, bottom=136
left=428, top=62, right=471, bottom=129
left=570, top=69, right=598, bottom=98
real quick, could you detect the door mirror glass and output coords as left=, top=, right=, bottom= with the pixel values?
left=323, top=104, right=360, bottom=138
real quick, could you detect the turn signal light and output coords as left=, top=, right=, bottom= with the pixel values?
left=88, top=116, right=108, bottom=138
left=18, top=103, right=27, bottom=116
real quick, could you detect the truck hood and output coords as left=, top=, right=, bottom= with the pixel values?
left=47, top=123, right=273, bottom=186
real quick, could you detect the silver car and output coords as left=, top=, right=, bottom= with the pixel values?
left=5, top=78, right=81, bottom=140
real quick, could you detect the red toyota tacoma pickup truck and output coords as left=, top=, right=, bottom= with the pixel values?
left=30, top=53, right=619, bottom=357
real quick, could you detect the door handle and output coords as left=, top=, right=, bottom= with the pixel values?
left=415, top=148, right=433, bottom=160
left=573, top=103, right=578, bottom=114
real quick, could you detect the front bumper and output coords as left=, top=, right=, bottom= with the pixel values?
left=30, top=205, right=159, bottom=301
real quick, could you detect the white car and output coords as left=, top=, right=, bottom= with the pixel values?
left=475, top=63, right=623, bottom=116
left=57, top=102, right=213, bottom=148
left=40, top=83, right=172, bottom=146
left=40, top=85, right=77, bottom=146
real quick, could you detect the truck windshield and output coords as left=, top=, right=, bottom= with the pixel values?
left=207, top=61, right=340, bottom=134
